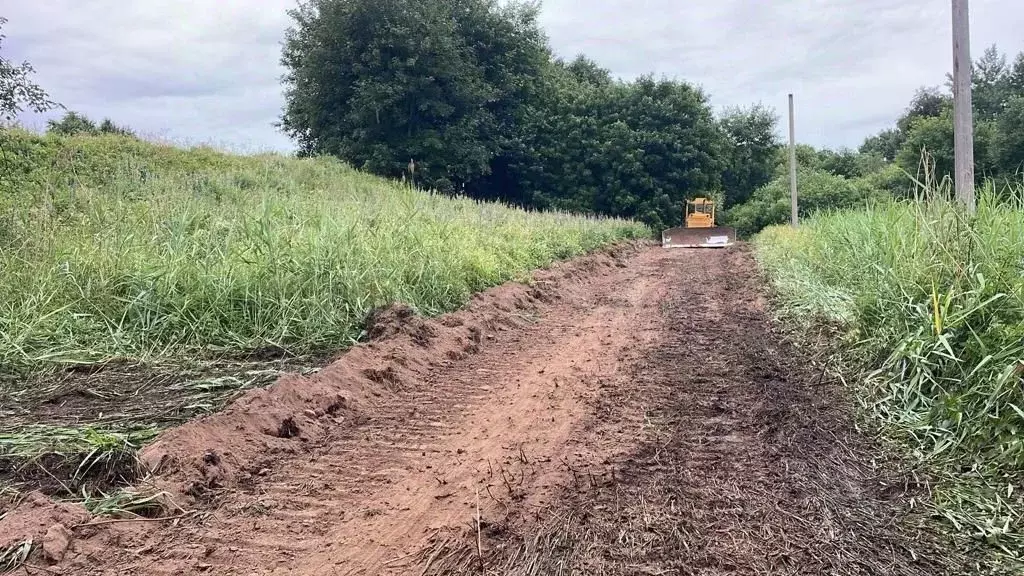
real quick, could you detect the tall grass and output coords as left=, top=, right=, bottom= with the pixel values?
left=755, top=183, right=1024, bottom=563
left=0, top=131, right=648, bottom=376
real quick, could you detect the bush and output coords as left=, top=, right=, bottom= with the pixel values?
left=46, top=111, right=134, bottom=137
left=724, top=167, right=886, bottom=237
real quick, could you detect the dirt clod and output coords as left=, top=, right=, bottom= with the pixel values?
left=365, top=304, right=436, bottom=346
left=42, top=523, right=72, bottom=563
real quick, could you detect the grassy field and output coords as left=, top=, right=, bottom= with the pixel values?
left=755, top=186, right=1024, bottom=566
left=0, top=131, right=647, bottom=376
left=0, top=130, right=648, bottom=505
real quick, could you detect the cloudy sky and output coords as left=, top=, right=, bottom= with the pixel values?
left=4, top=0, right=1024, bottom=152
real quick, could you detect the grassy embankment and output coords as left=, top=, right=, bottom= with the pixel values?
left=0, top=131, right=648, bottom=508
left=755, top=184, right=1024, bottom=569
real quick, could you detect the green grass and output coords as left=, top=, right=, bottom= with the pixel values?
left=0, top=130, right=649, bottom=377
left=0, top=130, right=647, bottom=503
left=0, top=425, right=157, bottom=494
left=754, top=184, right=1024, bottom=567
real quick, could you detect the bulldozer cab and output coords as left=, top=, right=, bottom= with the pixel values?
left=661, top=197, right=736, bottom=248
left=685, top=198, right=716, bottom=229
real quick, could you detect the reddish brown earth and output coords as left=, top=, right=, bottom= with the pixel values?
left=1, top=245, right=963, bottom=575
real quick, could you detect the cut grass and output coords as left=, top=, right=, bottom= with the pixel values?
left=0, top=425, right=158, bottom=496
left=1, top=357, right=312, bottom=429
left=79, top=486, right=182, bottom=519
left=0, top=359, right=308, bottom=500
left=0, top=540, right=31, bottom=573
left=0, top=130, right=649, bottom=379
left=755, top=182, right=1024, bottom=569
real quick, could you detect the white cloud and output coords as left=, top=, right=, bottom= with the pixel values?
left=5, top=0, right=1024, bottom=151
left=5, top=0, right=295, bottom=151
left=540, top=0, right=1024, bottom=148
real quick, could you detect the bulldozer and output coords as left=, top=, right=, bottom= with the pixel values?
left=661, top=197, right=736, bottom=248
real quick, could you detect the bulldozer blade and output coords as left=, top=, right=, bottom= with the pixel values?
left=661, top=226, right=736, bottom=248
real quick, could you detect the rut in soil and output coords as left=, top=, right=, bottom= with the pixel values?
left=0, top=246, right=962, bottom=575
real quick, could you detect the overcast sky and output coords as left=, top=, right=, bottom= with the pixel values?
left=4, top=0, right=1024, bottom=153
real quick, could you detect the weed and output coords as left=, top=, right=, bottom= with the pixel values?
left=755, top=180, right=1024, bottom=565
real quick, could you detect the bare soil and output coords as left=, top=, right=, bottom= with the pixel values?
left=0, top=245, right=964, bottom=575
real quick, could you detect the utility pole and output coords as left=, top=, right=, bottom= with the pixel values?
left=788, top=94, right=798, bottom=227
left=952, top=0, right=976, bottom=212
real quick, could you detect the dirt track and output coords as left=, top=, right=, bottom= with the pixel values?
left=2, top=245, right=960, bottom=575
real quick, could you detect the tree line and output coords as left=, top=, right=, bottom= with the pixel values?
left=280, top=0, right=1024, bottom=234
left=7, top=6, right=1024, bottom=237
left=861, top=45, right=1024, bottom=185
left=729, top=44, right=1024, bottom=236
left=279, top=0, right=780, bottom=232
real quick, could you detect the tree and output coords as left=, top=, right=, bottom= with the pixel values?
left=47, top=111, right=98, bottom=135
left=896, top=87, right=951, bottom=134
left=816, top=148, right=862, bottom=179
left=280, top=0, right=550, bottom=194
left=0, top=17, right=58, bottom=124
left=994, top=97, right=1024, bottom=175
left=1008, top=53, right=1024, bottom=99
left=99, top=118, right=134, bottom=136
left=860, top=128, right=904, bottom=162
left=897, top=110, right=998, bottom=184
left=973, top=45, right=1010, bottom=120
left=513, top=70, right=725, bottom=231
left=719, top=105, right=779, bottom=207
left=563, top=54, right=612, bottom=88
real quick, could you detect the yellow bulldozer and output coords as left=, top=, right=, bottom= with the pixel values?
left=661, top=197, right=736, bottom=248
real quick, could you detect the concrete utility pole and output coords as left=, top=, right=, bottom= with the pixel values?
left=952, top=0, right=976, bottom=212
left=788, top=94, right=798, bottom=227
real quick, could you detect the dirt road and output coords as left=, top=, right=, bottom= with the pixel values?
left=4, top=245, right=958, bottom=575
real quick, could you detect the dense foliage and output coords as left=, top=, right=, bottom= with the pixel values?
left=727, top=166, right=887, bottom=238
left=46, top=111, right=134, bottom=137
left=280, top=0, right=779, bottom=230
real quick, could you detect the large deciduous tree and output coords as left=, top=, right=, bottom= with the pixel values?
left=280, top=0, right=549, bottom=194
left=512, top=66, right=725, bottom=231
left=719, top=104, right=780, bottom=207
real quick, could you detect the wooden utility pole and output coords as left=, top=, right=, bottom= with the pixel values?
left=952, top=0, right=976, bottom=212
left=788, top=94, right=798, bottom=227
